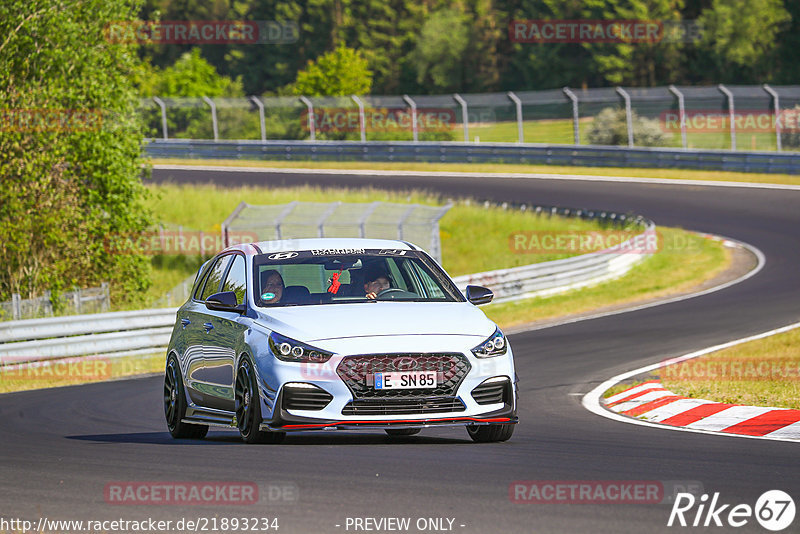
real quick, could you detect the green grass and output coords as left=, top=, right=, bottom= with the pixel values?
left=482, top=228, right=729, bottom=327
left=466, top=118, right=786, bottom=152
left=0, top=353, right=164, bottom=394
left=660, top=326, right=800, bottom=410
left=150, top=157, right=800, bottom=187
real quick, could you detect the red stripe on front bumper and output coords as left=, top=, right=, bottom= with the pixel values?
left=281, top=416, right=513, bottom=429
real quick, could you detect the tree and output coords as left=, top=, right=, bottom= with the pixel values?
left=0, top=0, right=153, bottom=306
left=292, top=45, right=372, bottom=96
left=697, top=0, right=790, bottom=80
left=411, top=8, right=471, bottom=93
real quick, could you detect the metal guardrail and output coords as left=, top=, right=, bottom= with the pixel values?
left=0, top=309, right=177, bottom=365
left=144, top=139, right=800, bottom=174
left=0, top=216, right=652, bottom=367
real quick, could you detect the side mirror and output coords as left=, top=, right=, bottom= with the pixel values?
left=466, top=285, right=494, bottom=305
left=205, top=291, right=245, bottom=313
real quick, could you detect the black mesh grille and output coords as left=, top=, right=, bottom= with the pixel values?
left=471, top=379, right=510, bottom=405
left=282, top=385, right=333, bottom=411
left=342, top=397, right=466, bottom=416
left=336, top=353, right=471, bottom=399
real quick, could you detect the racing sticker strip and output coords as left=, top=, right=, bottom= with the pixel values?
left=604, top=381, right=800, bottom=441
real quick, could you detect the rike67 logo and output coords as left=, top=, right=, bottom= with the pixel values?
left=668, top=490, right=795, bottom=531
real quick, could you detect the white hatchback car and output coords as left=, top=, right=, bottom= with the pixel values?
left=164, top=238, right=518, bottom=443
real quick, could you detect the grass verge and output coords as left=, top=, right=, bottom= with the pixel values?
left=660, top=326, right=800, bottom=410
left=483, top=229, right=730, bottom=327
left=0, top=353, right=164, bottom=394
left=150, top=157, right=800, bottom=187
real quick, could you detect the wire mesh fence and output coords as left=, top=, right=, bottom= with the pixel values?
left=141, top=85, right=800, bottom=152
left=0, top=284, right=110, bottom=321
left=222, top=201, right=452, bottom=264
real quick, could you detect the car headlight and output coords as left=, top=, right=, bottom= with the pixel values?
left=471, top=327, right=507, bottom=358
left=269, top=332, right=333, bottom=363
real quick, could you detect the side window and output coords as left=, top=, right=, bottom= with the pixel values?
left=200, top=255, right=232, bottom=301
left=221, top=255, right=247, bottom=305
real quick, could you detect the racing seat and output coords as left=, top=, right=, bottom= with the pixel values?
left=282, top=285, right=311, bottom=304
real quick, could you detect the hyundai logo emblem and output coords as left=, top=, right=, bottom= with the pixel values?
left=268, top=252, right=298, bottom=260
left=393, top=357, right=419, bottom=371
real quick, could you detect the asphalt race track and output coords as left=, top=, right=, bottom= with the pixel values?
left=1, top=167, right=799, bottom=533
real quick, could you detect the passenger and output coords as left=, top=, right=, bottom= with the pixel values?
left=260, top=270, right=284, bottom=304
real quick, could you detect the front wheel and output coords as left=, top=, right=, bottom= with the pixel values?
left=466, top=423, right=514, bottom=443
left=164, top=355, right=208, bottom=439
left=235, top=358, right=285, bottom=444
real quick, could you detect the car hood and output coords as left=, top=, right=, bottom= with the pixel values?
left=253, top=302, right=495, bottom=342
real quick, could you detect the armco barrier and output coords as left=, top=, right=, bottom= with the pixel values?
left=144, top=139, right=800, bottom=174
left=0, top=215, right=653, bottom=366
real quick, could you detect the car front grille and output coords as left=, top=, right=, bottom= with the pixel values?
left=471, top=378, right=511, bottom=405
left=336, top=353, right=471, bottom=399
left=282, top=384, right=333, bottom=411
left=341, top=397, right=466, bottom=416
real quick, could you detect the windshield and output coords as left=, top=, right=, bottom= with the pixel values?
left=252, top=248, right=463, bottom=307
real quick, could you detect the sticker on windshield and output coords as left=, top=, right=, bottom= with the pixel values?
left=261, top=292, right=276, bottom=300
left=379, top=249, right=407, bottom=255
left=268, top=252, right=298, bottom=260
left=311, top=248, right=365, bottom=255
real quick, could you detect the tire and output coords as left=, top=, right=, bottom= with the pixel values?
left=164, top=355, right=209, bottom=439
left=385, top=428, right=421, bottom=437
left=466, top=423, right=514, bottom=443
left=235, top=357, right=285, bottom=444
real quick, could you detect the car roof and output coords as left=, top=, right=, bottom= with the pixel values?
left=222, top=237, right=419, bottom=255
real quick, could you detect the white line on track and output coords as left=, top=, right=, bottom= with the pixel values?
left=152, top=164, right=800, bottom=191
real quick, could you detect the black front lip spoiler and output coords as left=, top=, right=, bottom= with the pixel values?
left=262, top=399, right=517, bottom=432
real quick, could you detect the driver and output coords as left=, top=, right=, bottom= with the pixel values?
left=364, top=271, right=391, bottom=300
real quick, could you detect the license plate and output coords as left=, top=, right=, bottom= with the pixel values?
left=374, top=371, right=437, bottom=390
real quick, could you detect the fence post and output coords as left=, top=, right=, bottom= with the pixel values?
left=615, top=87, right=634, bottom=147
left=763, top=84, right=782, bottom=152
left=397, top=205, right=417, bottom=240
left=299, top=96, right=316, bottom=141
left=718, top=84, right=736, bottom=151
left=359, top=201, right=381, bottom=237
left=152, top=97, right=168, bottom=140
left=562, top=87, right=580, bottom=145
left=11, top=293, right=21, bottom=320
left=453, top=94, right=469, bottom=142
left=316, top=202, right=341, bottom=237
left=201, top=96, right=219, bottom=141
left=73, top=287, right=82, bottom=314
left=249, top=96, right=267, bottom=142
left=402, top=95, right=418, bottom=142
left=351, top=95, right=367, bottom=142
left=507, top=91, right=524, bottom=143
left=43, top=290, right=53, bottom=317
left=101, top=282, right=110, bottom=312
left=668, top=85, right=687, bottom=149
